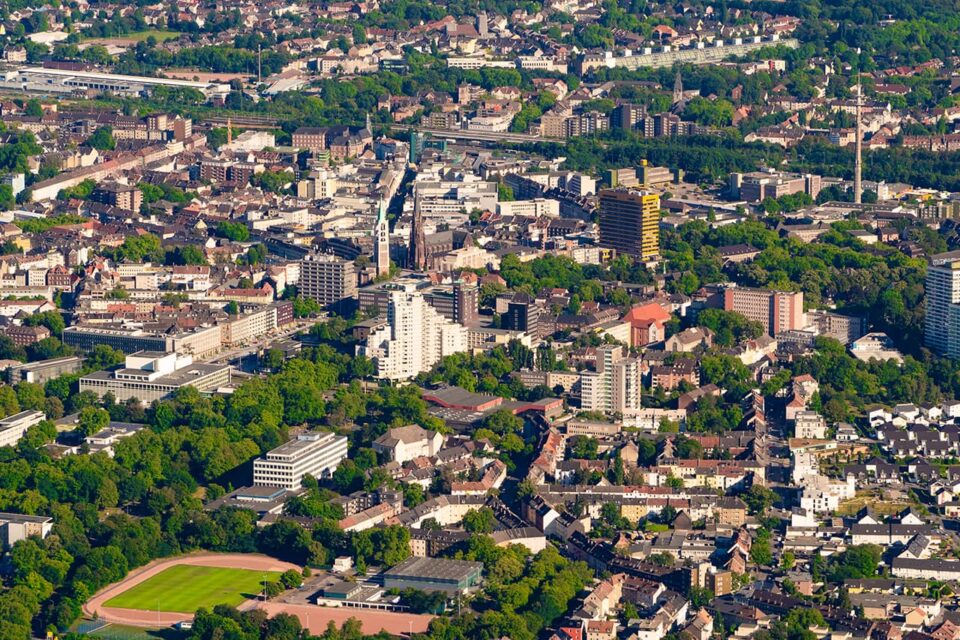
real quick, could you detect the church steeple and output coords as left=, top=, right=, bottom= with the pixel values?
left=375, top=198, right=390, bottom=278
left=673, top=68, right=683, bottom=107
left=409, top=205, right=427, bottom=271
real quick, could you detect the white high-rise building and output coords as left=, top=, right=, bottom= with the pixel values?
left=926, top=251, right=960, bottom=358
left=580, top=345, right=642, bottom=415
left=358, top=282, right=468, bottom=380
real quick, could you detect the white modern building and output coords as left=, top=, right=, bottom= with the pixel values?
left=253, top=432, right=349, bottom=490
left=358, top=282, right=468, bottom=380
left=79, top=351, right=231, bottom=403
left=580, top=345, right=642, bottom=416
left=926, top=251, right=960, bottom=358
left=0, top=512, right=53, bottom=548
left=0, top=410, right=44, bottom=448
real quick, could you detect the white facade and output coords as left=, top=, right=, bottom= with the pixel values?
left=925, top=252, right=960, bottom=357
left=580, top=345, right=642, bottom=415
left=359, top=283, right=468, bottom=380
left=794, top=411, right=828, bottom=439
left=253, top=432, right=349, bottom=489
left=0, top=410, right=45, bottom=448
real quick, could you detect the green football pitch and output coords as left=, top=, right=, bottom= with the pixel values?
left=104, top=565, right=282, bottom=613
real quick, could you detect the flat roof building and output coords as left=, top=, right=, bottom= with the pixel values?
left=6, top=355, right=83, bottom=385
left=598, top=188, right=661, bottom=260
left=0, top=512, right=53, bottom=549
left=299, top=253, right=357, bottom=311
left=382, top=556, right=483, bottom=594
left=723, top=286, right=805, bottom=336
left=253, top=432, right=349, bottom=490
left=0, top=410, right=45, bottom=448
left=78, top=351, right=231, bottom=404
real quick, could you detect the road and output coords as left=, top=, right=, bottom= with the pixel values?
left=205, top=318, right=315, bottom=367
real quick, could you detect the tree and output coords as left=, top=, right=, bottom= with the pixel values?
left=741, top=484, right=777, bottom=515
left=24, top=99, right=43, bottom=117
left=750, top=528, right=774, bottom=566
left=87, top=126, right=116, bottom=151
left=688, top=586, right=714, bottom=608
left=482, top=410, right=522, bottom=435
left=77, top=406, right=110, bottom=437
left=571, top=436, right=599, bottom=459
left=216, top=221, right=250, bottom=242
left=463, top=507, right=496, bottom=534
left=166, top=245, right=207, bottom=266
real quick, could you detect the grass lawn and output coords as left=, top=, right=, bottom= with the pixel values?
left=104, top=565, right=282, bottom=613
left=837, top=490, right=915, bottom=517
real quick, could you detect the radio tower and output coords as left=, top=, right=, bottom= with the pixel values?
left=854, top=55, right=863, bottom=204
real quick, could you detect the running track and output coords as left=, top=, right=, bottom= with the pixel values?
left=82, top=552, right=435, bottom=634
left=83, top=553, right=301, bottom=627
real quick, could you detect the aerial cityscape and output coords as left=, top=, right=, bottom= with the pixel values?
left=3, top=1, right=960, bottom=640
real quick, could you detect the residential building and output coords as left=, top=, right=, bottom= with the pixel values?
left=91, top=182, right=143, bottom=212
left=598, top=189, right=661, bottom=260
left=723, top=287, right=805, bottom=335
left=6, top=324, right=50, bottom=346
left=253, top=432, right=349, bottom=489
left=580, top=345, right=642, bottom=416
left=358, top=282, right=469, bottom=380
left=373, top=424, right=444, bottom=464
left=925, top=250, right=960, bottom=357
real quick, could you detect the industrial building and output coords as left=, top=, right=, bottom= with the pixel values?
left=382, top=557, right=483, bottom=594
left=1, top=67, right=230, bottom=99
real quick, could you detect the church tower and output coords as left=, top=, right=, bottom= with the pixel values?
left=375, top=198, right=390, bottom=278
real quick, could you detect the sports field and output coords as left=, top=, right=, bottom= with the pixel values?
left=104, top=565, right=281, bottom=613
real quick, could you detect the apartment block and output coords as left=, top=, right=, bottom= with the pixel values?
left=722, top=287, right=805, bottom=336
left=253, top=432, right=349, bottom=489
left=580, top=345, right=642, bottom=416
left=925, top=251, right=960, bottom=357
left=358, top=282, right=468, bottom=380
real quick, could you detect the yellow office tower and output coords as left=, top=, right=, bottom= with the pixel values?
left=598, top=188, right=661, bottom=260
